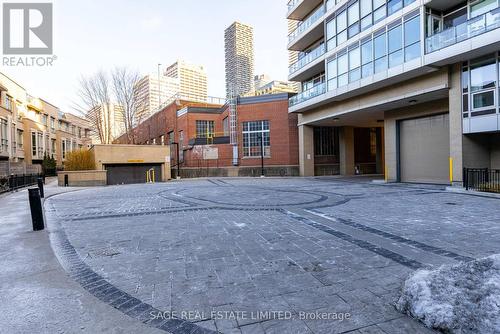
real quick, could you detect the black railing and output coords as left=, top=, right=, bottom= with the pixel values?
left=0, top=174, right=41, bottom=194
left=464, top=168, right=500, bottom=193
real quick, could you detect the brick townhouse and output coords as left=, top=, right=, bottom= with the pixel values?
left=115, top=93, right=299, bottom=177
left=0, top=72, right=92, bottom=170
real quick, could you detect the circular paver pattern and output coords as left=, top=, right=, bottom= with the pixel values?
left=174, top=186, right=329, bottom=207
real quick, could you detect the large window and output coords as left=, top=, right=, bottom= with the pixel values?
left=404, top=15, right=421, bottom=61
left=374, top=31, right=387, bottom=73
left=242, top=120, right=270, bottom=158
left=388, top=24, right=403, bottom=67
left=462, top=54, right=499, bottom=117
left=17, top=129, right=23, bottom=149
left=196, top=120, right=214, bottom=138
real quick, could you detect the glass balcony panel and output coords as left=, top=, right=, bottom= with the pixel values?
left=289, top=82, right=326, bottom=106
left=426, top=6, right=500, bottom=53
left=289, top=6, right=326, bottom=42
left=289, top=44, right=326, bottom=74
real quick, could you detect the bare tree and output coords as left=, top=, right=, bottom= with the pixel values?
left=111, top=67, right=143, bottom=144
left=73, top=71, right=112, bottom=144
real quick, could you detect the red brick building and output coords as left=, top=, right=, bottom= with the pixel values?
left=116, top=93, right=299, bottom=177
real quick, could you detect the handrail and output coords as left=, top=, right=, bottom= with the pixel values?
left=289, top=44, right=326, bottom=74
left=289, top=82, right=326, bottom=107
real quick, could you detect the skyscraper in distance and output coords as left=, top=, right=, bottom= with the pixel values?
left=224, top=22, right=255, bottom=98
left=164, top=60, right=208, bottom=101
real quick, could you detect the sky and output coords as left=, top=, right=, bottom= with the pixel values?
left=0, top=0, right=290, bottom=114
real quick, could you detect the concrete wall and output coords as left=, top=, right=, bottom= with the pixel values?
left=463, top=133, right=500, bottom=170
left=57, top=170, right=107, bottom=187
left=92, top=145, right=171, bottom=181
left=384, top=99, right=449, bottom=182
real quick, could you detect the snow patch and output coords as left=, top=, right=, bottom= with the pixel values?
left=396, top=254, right=500, bottom=334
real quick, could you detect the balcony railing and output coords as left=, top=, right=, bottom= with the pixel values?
left=289, top=82, right=326, bottom=107
left=288, top=5, right=325, bottom=43
left=426, top=7, right=500, bottom=53
left=290, top=44, right=326, bottom=74
left=464, top=168, right=500, bottom=193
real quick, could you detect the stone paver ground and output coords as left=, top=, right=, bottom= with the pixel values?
left=44, top=177, right=500, bottom=334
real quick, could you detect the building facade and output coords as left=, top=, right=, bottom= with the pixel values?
left=86, top=103, right=126, bottom=144
left=0, top=72, right=92, bottom=168
left=133, top=74, right=180, bottom=121
left=255, top=80, right=299, bottom=95
left=164, top=60, right=208, bottom=101
left=225, top=22, right=255, bottom=98
left=115, top=93, right=299, bottom=177
left=287, top=0, right=500, bottom=184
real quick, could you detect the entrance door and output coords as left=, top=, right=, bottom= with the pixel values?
left=399, top=114, right=450, bottom=184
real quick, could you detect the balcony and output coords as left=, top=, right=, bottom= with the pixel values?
left=289, top=44, right=326, bottom=80
left=288, top=5, right=325, bottom=50
left=426, top=7, right=500, bottom=54
left=289, top=82, right=326, bottom=107
left=287, top=0, right=324, bottom=21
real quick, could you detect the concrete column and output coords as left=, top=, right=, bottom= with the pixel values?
left=339, top=126, right=355, bottom=176
left=375, top=127, right=384, bottom=174
left=449, top=63, right=464, bottom=186
left=384, top=118, right=398, bottom=182
left=298, top=124, right=314, bottom=176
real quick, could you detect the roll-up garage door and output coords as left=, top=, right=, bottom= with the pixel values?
left=399, top=113, right=450, bottom=184
left=105, top=164, right=162, bottom=185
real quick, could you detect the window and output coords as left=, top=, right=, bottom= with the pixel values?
left=168, top=131, right=175, bottom=144
left=51, top=139, right=56, bottom=154
left=374, top=31, right=387, bottom=73
left=32, top=132, right=36, bottom=156
left=404, top=15, right=421, bottom=61
left=360, top=0, right=372, bottom=18
left=470, top=0, right=497, bottom=19
left=196, top=120, right=214, bottom=138
left=337, top=10, right=348, bottom=45
left=338, top=51, right=348, bottom=87
left=387, top=0, right=403, bottom=16
left=78, top=127, right=82, bottom=138
left=3, top=95, right=13, bottom=111
left=327, top=18, right=336, bottom=51
left=327, top=58, right=338, bottom=90
left=42, top=114, right=48, bottom=126
left=388, top=24, right=403, bottom=67
left=50, top=117, right=55, bottom=131
left=242, top=120, right=270, bottom=158
left=0, top=118, right=8, bottom=152
left=17, top=129, right=23, bottom=149
left=223, top=117, right=229, bottom=136
left=349, top=46, right=361, bottom=82
left=62, top=139, right=67, bottom=159
left=361, top=39, right=374, bottom=77
left=463, top=55, right=498, bottom=116
left=373, top=0, right=386, bottom=23
left=179, top=131, right=184, bottom=162
left=348, top=2, right=360, bottom=37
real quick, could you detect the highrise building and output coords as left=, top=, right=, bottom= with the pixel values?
left=164, top=60, right=208, bottom=101
left=133, top=74, right=179, bottom=121
left=287, top=19, right=301, bottom=92
left=86, top=103, right=126, bottom=144
left=224, top=22, right=255, bottom=98
left=255, top=80, right=298, bottom=96
left=288, top=0, right=500, bottom=185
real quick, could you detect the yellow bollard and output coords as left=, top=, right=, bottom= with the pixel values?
left=449, top=157, right=453, bottom=185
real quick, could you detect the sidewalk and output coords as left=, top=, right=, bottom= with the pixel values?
left=0, top=180, right=162, bottom=334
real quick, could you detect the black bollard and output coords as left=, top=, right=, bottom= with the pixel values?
left=28, top=188, right=44, bottom=231
left=37, top=177, right=44, bottom=198
left=64, top=174, right=69, bottom=187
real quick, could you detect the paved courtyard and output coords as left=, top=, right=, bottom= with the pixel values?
left=44, top=177, right=500, bottom=334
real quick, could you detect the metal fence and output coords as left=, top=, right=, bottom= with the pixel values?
left=0, top=174, right=41, bottom=194
left=463, top=168, right=500, bottom=193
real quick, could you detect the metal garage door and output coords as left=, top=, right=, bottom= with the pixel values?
left=399, top=114, right=450, bottom=184
left=105, top=164, right=162, bottom=185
